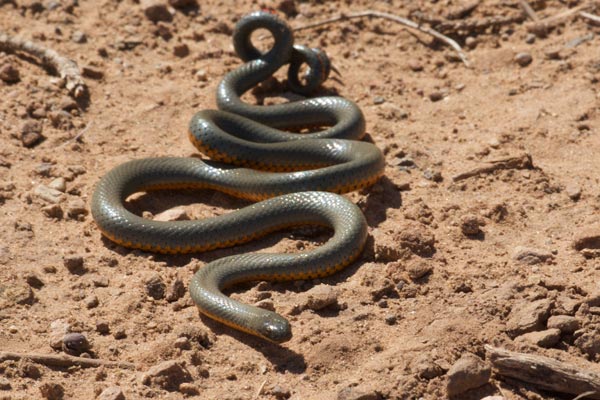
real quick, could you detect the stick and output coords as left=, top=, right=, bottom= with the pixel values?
left=0, top=351, right=136, bottom=370
left=293, top=10, right=470, bottom=67
left=580, top=11, right=600, bottom=25
left=452, top=153, right=533, bottom=182
left=0, top=31, right=87, bottom=99
left=519, top=0, right=539, bottom=21
left=60, top=121, right=93, bottom=147
left=253, top=379, right=267, bottom=399
left=527, top=3, right=593, bottom=35
left=486, top=346, right=600, bottom=399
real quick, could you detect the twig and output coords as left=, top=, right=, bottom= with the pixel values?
left=574, top=392, right=598, bottom=400
left=452, top=153, right=533, bottom=182
left=580, top=11, right=600, bottom=25
left=527, top=3, right=592, bottom=36
left=293, top=10, right=470, bottom=67
left=0, top=31, right=87, bottom=99
left=519, top=0, right=539, bottom=21
left=60, top=121, right=93, bottom=147
left=253, top=379, right=268, bottom=399
left=486, top=346, right=600, bottom=399
left=0, top=351, right=136, bottom=370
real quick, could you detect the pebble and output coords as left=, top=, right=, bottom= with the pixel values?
left=2, top=282, right=34, bottom=305
left=8, top=325, right=18, bottom=333
left=516, top=328, right=561, bottom=348
left=85, top=294, right=99, bottom=309
left=506, top=298, right=553, bottom=336
left=512, top=246, right=553, bottom=265
left=25, top=272, right=44, bottom=288
left=572, top=228, right=600, bottom=258
left=145, top=274, right=166, bottom=300
left=515, top=52, right=533, bottom=67
left=465, top=36, right=477, bottom=49
left=48, top=177, right=67, bottom=192
left=49, top=319, right=71, bottom=349
left=373, top=96, right=385, bottom=105
left=179, top=382, right=199, bottom=395
left=71, top=30, right=87, bottom=43
left=547, top=315, right=580, bottom=334
left=301, top=284, right=339, bottom=311
left=195, top=69, right=208, bottom=81
left=173, top=336, right=190, bottom=350
left=256, top=299, right=275, bottom=311
left=0, top=63, right=20, bottom=83
left=525, top=33, right=536, bottom=44
left=49, top=110, right=73, bottom=129
left=271, top=385, right=291, bottom=399
left=98, top=386, right=125, bottom=400
left=63, top=255, right=85, bottom=274
left=544, top=47, right=561, bottom=60
left=91, top=275, right=110, bottom=287
left=384, top=314, right=397, bottom=325
left=21, top=120, right=44, bottom=148
left=574, top=330, right=600, bottom=358
left=423, top=168, right=443, bottom=182
left=141, top=360, right=192, bottom=390
left=412, top=353, right=445, bottom=379
left=446, top=353, right=491, bottom=396
left=96, top=320, right=110, bottom=335
left=406, top=262, right=432, bottom=281
left=565, top=183, right=581, bottom=201
left=337, top=386, right=379, bottom=400
left=39, top=382, right=64, bottom=400
left=173, top=43, right=190, bottom=58
left=141, top=0, right=173, bottom=22
left=460, top=214, right=484, bottom=236
left=166, top=278, right=186, bottom=302
left=153, top=207, right=189, bottom=222
left=113, top=328, right=127, bottom=340
left=408, top=60, right=423, bottom=72
left=0, top=378, right=10, bottom=390
left=429, top=91, right=444, bottom=102
left=35, top=185, right=65, bottom=204
left=62, top=332, right=90, bottom=355
left=58, top=96, right=78, bottom=111
left=66, top=198, right=88, bottom=219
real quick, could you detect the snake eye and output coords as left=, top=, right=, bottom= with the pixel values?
left=259, top=314, right=292, bottom=343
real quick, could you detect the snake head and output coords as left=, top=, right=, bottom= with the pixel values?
left=258, top=313, right=292, bottom=343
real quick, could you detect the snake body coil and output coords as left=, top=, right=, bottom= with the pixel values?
left=91, top=11, right=384, bottom=343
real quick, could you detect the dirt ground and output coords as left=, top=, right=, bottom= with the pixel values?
left=1, top=0, right=600, bottom=399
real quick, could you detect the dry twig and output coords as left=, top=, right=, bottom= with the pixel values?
left=580, top=11, right=600, bottom=25
left=486, top=346, right=600, bottom=399
left=0, top=31, right=87, bottom=98
left=519, top=0, right=539, bottom=21
left=527, top=3, right=593, bottom=35
left=293, top=10, right=470, bottom=67
left=452, top=153, right=533, bottom=182
left=0, top=351, right=136, bottom=370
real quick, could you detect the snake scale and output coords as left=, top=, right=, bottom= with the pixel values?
left=91, top=11, right=385, bottom=342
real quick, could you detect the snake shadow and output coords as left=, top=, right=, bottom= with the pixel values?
left=198, top=312, right=307, bottom=374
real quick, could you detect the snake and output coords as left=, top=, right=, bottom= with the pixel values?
left=91, top=11, right=385, bottom=343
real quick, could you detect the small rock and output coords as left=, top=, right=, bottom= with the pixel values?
left=373, top=96, right=385, bottom=105
left=406, top=262, right=432, bottom=281
left=516, top=328, right=561, bottom=348
left=35, top=185, right=65, bottom=204
left=173, top=336, right=190, bottom=350
left=66, top=198, right=88, bottom=218
left=460, top=214, right=484, bottom=236
left=173, top=43, right=190, bottom=58
left=98, top=386, right=125, bottom=400
left=429, top=91, right=444, bottom=102
left=142, top=360, right=192, bottom=391
left=0, top=378, right=10, bottom=390
left=408, top=60, right=423, bottom=72
left=195, top=69, right=207, bottom=81
left=21, top=120, right=44, bottom=147
left=506, top=298, right=553, bottom=336
left=513, top=246, right=553, bottom=265
left=337, top=386, right=380, bottom=400
left=547, top=315, right=580, bottom=334
left=91, top=275, right=110, bottom=287
left=0, top=63, right=20, bottom=83
left=256, top=299, right=275, bottom=311
left=39, top=382, right=64, bottom=400
left=525, top=33, right=536, bottom=44
left=82, top=65, right=104, bottom=80
left=384, top=314, right=397, bottom=325
left=58, top=96, right=78, bottom=111
left=141, top=0, right=173, bottom=22
left=544, top=47, right=561, bottom=60
left=179, top=382, right=199, bottom=395
left=48, top=177, right=67, bottom=192
left=113, top=328, right=127, bottom=340
left=153, top=207, right=189, bottom=222
left=446, top=353, right=491, bottom=396
left=49, top=110, right=73, bottom=129
left=62, top=332, right=90, bottom=355
left=85, top=295, right=99, bottom=309
left=575, top=330, right=600, bottom=358
left=465, top=36, right=477, bottom=49
left=271, top=385, right=291, bottom=399
left=168, top=0, right=197, bottom=8
left=71, top=30, right=87, bottom=43
left=515, top=52, right=533, bottom=67
left=573, top=228, right=600, bottom=258
left=96, top=321, right=110, bottom=335
left=166, top=279, right=186, bottom=302
left=301, top=284, right=339, bottom=311
left=1, top=282, right=34, bottom=305
left=63, top=255, right=85, bottom=274
left=423, top=168, right=443, bottom=182
left=412, top=353, right=445, bottom=379
left=145, top=274, right=166, bottom=300
left=25, top=273, right=44, bottom=288
left=565, top=183, right=581, bottom=201
left=49, top=319, right=71, bottom=349
left=20, top=362, right=41, bottom=379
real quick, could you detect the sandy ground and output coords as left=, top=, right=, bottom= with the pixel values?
left=1, top=0, right=600, bottom=399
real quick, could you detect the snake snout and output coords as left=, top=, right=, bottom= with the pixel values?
left=259, top=314, right=292, bottom=343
